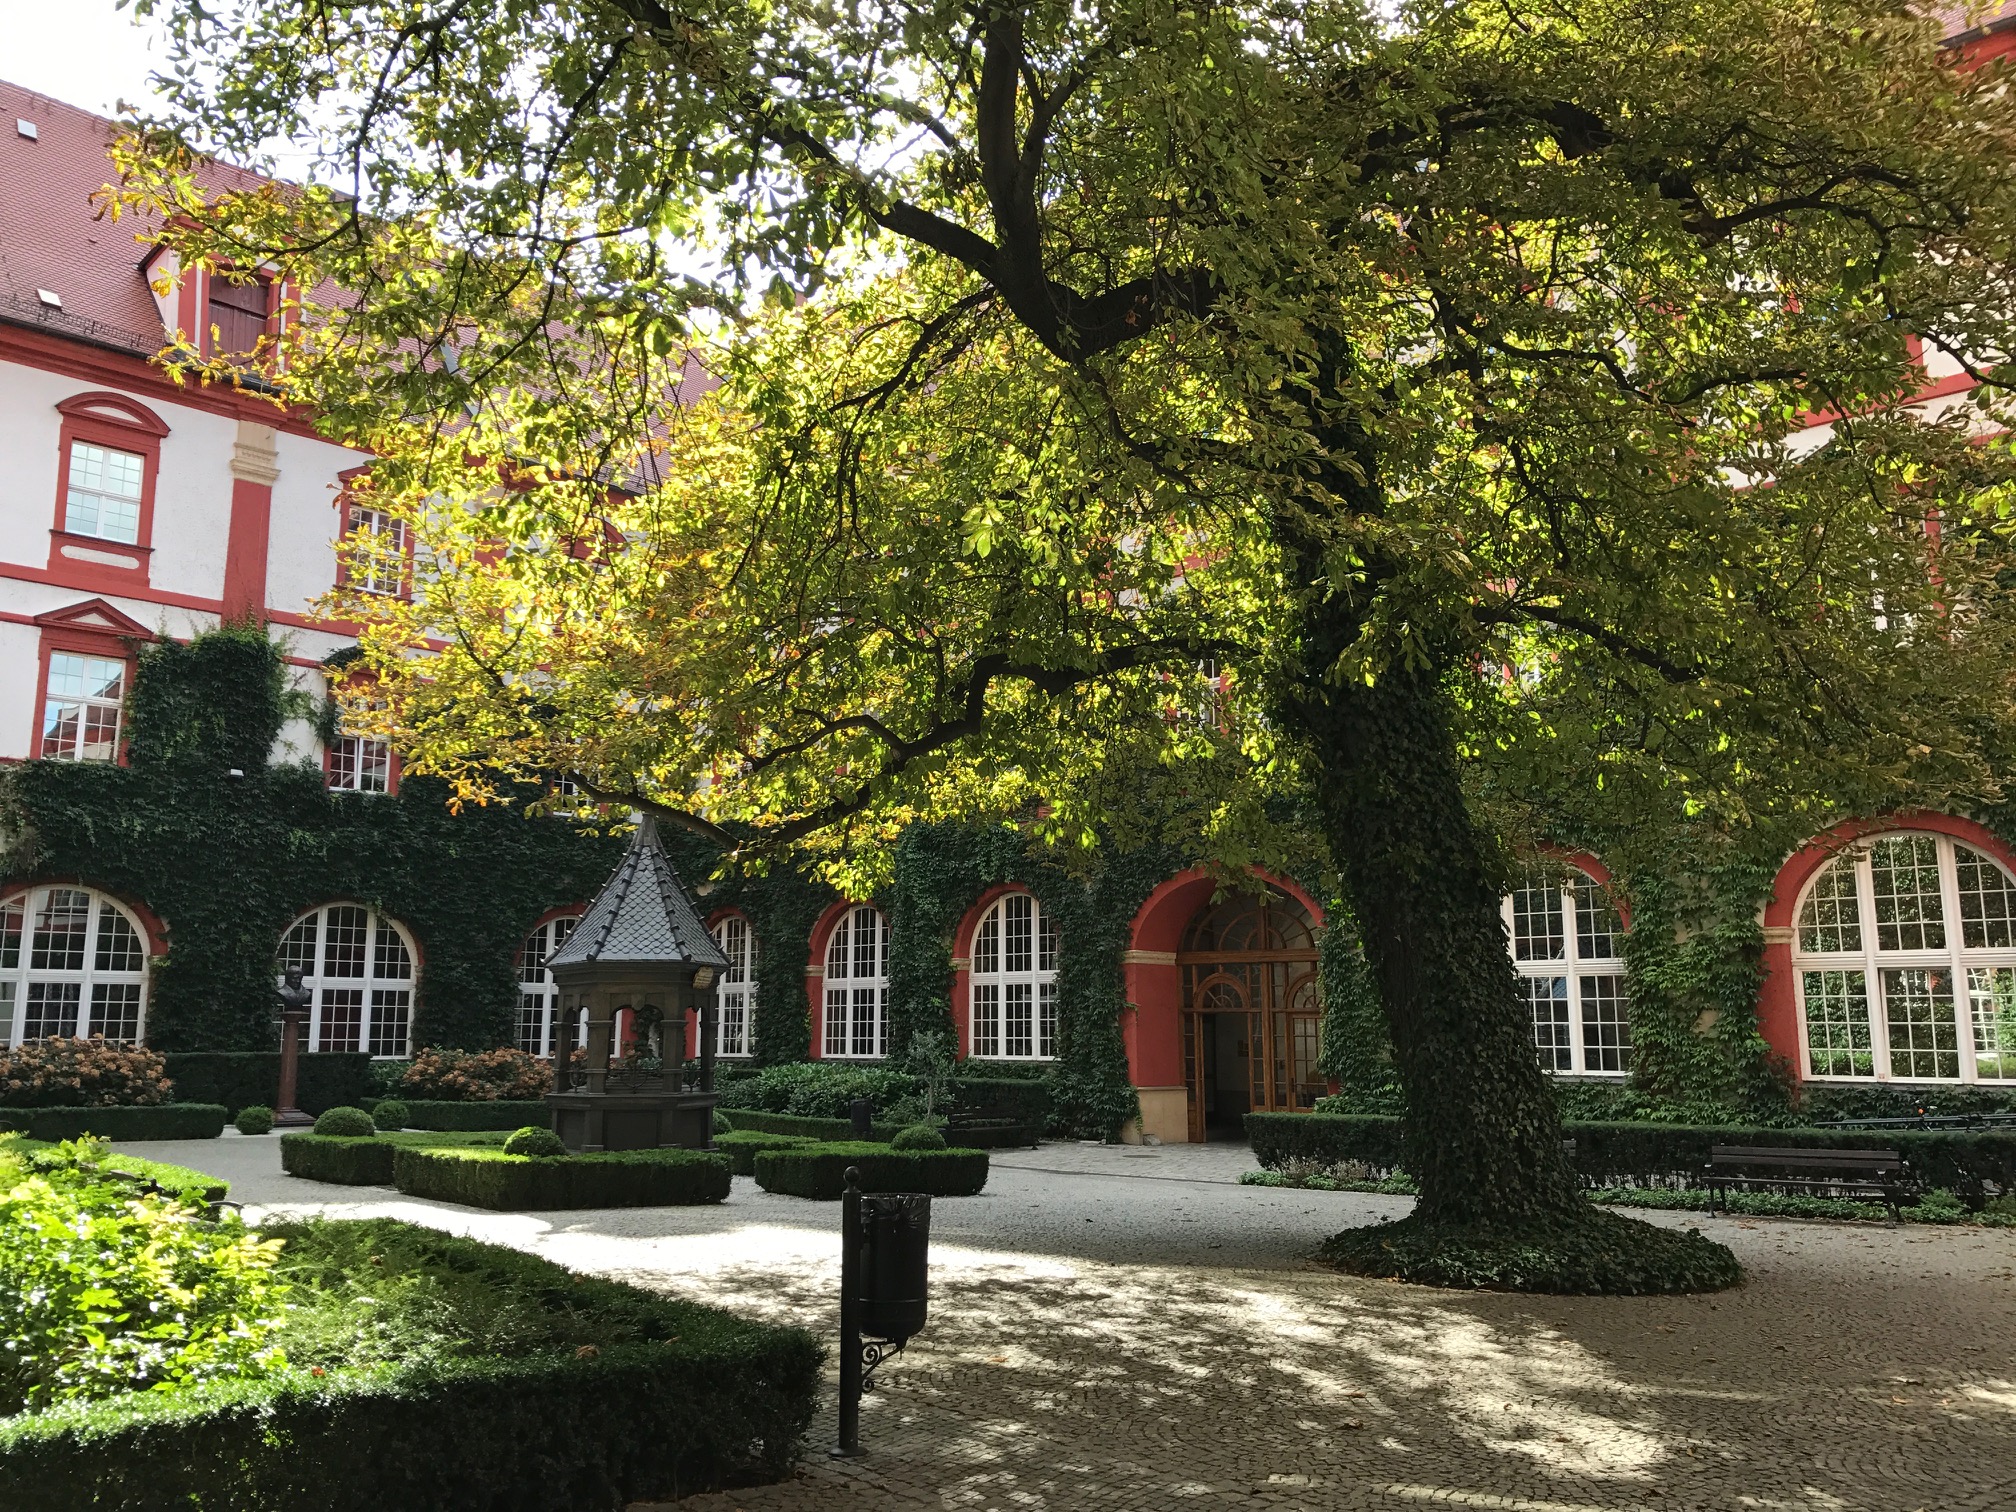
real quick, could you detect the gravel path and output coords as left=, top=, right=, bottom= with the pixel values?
left=123, top=1134, right=2016, bottom=1512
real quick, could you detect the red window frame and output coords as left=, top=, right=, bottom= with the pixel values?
left=48, top=392, right=170, bottom=591
left=29, top=600, right=154, bottom=766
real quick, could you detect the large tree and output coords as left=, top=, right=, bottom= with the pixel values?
left=122, top=0, right=2016, bottom=1289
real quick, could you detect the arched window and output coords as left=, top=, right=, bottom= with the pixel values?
left=0, top=886, right=149, bottom=1046
left=711, top=914, right=756, bottom=1058
left=1792, top=832, right=2016, bottom=1083
left=1504, top=870, right=1629, bottom=1075
left=970, top=892, right=1058, bottom=1060
left=515, top=914, right=580, bottom=1057
left=824, top=905, right=888, bottom=1059
left=279, top=903, right=415, bottom=1058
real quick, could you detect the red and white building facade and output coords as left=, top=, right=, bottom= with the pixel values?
left=8, top=23, right=2016, bottom=1133
left=0, top=80, right=394, bottom=1053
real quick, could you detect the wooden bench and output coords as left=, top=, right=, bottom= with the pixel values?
left=1704, top=1145, right=1914, bottom=1220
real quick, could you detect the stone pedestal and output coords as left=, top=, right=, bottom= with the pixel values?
left=547, top=1089, right=718, bottom=1153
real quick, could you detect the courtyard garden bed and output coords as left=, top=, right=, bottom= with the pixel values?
left=281, top=1129, right=509, bottom=1186
left=391, top=1145, right=731, bottom=1210
left=369, top=1098, right=550, bottom=1132
left=0, top=1200, right=820, bottom=1512
left=751, top=1141, right=989, bottom=1199
left=713, top=1129, right=813, bottom=1175
left=0, top=1104, right=228, bottom=1142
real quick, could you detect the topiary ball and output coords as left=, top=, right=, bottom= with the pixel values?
left=502, top=1125, right=567, bottom=1158
left=234, top=1105, right=275, bottom=1136
left=313, top=1106, right=376, bottom=1138
left=891, top=1123, right=947, bottom=1151
left=372, top=1099, right=411, bottom=1130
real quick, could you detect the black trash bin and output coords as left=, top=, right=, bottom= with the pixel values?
left=848, top=1096, right=874, bottom=1139
left=857, top=1191, right=930, bottom=1343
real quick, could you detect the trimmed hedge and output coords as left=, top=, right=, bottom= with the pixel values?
left=712, top=1130, right=813, bottom=1176
left=392, top=1100, right=552, bottom=1132
left=944, top=1119, right=1042, bottom=1149
left=282, top=1133, right=395, bottom=1186
left=13, top=1139, right=230, bottom=1205
left=0, top=1218, right=820, bottom=1511
left=954, top=1076, right=1052, bottom=1127
left=752, top=1142, right=989, bottom=1200
left=162, top=1053, right=374, bottom=1118
left=717, top=1108, right=901, bottom=1142
left=0, top=1104, right=227, bottom=1142
left=1247, top=1113, right=2016, bottom=1195
left=392, top=1145, right=731, bottom=1210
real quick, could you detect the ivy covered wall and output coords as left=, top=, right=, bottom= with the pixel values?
left=0, top=630, right=625, bottom=1053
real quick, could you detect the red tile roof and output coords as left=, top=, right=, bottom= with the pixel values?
left=1937, top=2, right=2016, bottom=40
left=0, top=78, right=269, bottom=357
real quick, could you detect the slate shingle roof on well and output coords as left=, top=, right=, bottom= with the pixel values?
left=547, top=816, right=730, bottom=971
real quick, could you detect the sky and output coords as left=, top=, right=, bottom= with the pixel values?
left=0, top=0, right=173, bottom=117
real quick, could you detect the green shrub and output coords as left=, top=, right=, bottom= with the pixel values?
left=891, top=1124, right=947, bottom=1151
left=397, top=1100, right=550, bottom=1132
left=713, top=1062, right=915, bottom=1118
left=0, top=1105, right=228, bottom=1143
left=711, top=1109, right=732, bottom=1135
left=712, top=1130, right=812, bottom=1176
left=0, top=1142, right=287, bottom=1414
left=752, top=1142, right=989, bottom=1200
left=0, top=1217, right=821, bottom=1511
left=397, top=1048, right=551, bottom=1102
left=234, top=1106, right=275, bottom=1136
left=716, top=1108, right=901, bottom=1141
left=162, top=1052, right=374, bottom=1118
left=370, top=1100, right=410, bottom=1130
left=952, top=1076, right=1052, bottom=1127
left=314, top=1107, right=376, bottom=1138
left=282, top=1133, right=394, bottom=1186
left=7, top=1135, right=228, bottom=1207
left=393, top=1145, right=731, bottom=1210
left=1247, top=1112, right=2016, bottom=1196
left=0, top=1039, right=173, bottom=1109
left=501, top=1126, right=566, bottom=1158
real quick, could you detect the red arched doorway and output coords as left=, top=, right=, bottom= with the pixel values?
left=1179, top=891, right=1322, bottom=1140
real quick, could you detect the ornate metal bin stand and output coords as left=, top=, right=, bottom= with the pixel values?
left=544, top=816, right=731, bottom=1152
left=834, top=1167, right=931, bottom=1458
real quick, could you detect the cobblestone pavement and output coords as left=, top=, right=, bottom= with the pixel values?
left=129, top=1135, right=2016, bottom=1512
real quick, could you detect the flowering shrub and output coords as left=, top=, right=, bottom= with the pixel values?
left=398, top=1047, right=550, bottom=1102
left=0, top=1038, right=173, bottom=1109
left=0, top=1136, right=289, bottom=1413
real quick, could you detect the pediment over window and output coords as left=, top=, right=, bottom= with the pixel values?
left=33, top=598, right=156, bottom=639
left=54, top=391, right=172, bottom=438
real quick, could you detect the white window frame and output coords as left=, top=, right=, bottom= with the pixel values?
left=516, top=914, right=581, bottom=1057
left=823, top=904, right=888, bottom=1059
left=327, top=732, right=392, bottom=793
left=710, top=913, right=756, bottom=1058
left=63, top=439, right=144, bottom=544
left=41, top=651, right=126, bottom=762
left=279, top=903, right=416, bottom=1059
left=969, top=891, right=1059, bottom=1061
left=1791, top=831, right=2016, bottom=1084
left=0, top=886, right=150, bottom=1047
left=344, top=504, right=408, bottom=597
left=1503, top=871, right=1630, bottom=1077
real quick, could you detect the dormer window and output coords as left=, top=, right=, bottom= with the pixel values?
left=207, top=273, right=270, bottom=358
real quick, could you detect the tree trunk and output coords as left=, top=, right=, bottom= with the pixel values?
left=1280, top=645, right=1584, bottom=1227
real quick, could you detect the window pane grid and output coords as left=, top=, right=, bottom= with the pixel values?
left=1506, top=873, right=1629, bottom=1074
left=968, top=893, right=1059, bottom=1061
left=824, top=906, right=887, bottom=1058
left=514, top=915, right=578, bottom=1058
left=1794, top=834, right=2016, bottom=1084
left=3, top=887, right=153, bottom=1049
left=710, top=914, right=756, bottom=1057
left=328, top=735, right=391, bottom=793
left=285, top=903, right=415, bottom=1058
left=64, top=441, right=143, bottom=543
left=41, top=653, right=125, bottom=762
